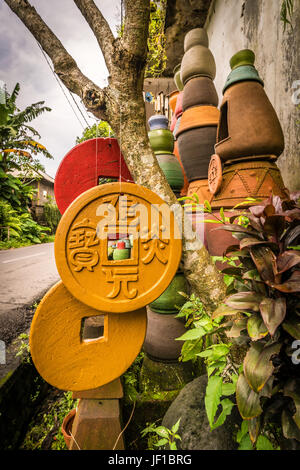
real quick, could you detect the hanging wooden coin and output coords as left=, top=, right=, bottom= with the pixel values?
left=30, top=281, right=147, bottom=391
left=54, top=138, right=134, bottom=215
left=55, top=182, right=182, bottom=313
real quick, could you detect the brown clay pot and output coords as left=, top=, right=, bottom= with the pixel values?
left=177, top=126, right=217, bottom=182
left=61, top=408, right=76, bottom=449
left=215, top=81, right=285, bottom=162
left=187, top=179, right=212, bottom=205
left=176, top=106, right=220, bottom=136
left=174, top=140, right=189, bottom=197
left=210, top=159, right=290, bottom=209
left=183, top=77, right=219, bottom=111
left=169, top=90, right=179, bottom=113
left=143, top=307, right=187, bottom=361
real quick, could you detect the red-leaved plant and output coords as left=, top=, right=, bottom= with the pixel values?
left=211, top=195, right=300, bottom=446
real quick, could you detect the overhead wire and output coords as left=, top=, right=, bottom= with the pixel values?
left=36, top=41, right=90, bottom=130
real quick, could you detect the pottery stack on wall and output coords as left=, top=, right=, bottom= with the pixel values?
left=143, top=270, right=188, bottom=362
left=148, top=114, right=184, bottom=198
left=174, top=28, right=220, bottom=205
left=209, top=49, right=289, bottom=210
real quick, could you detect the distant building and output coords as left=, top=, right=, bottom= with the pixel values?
left=11, top=169, right=55, bottom=222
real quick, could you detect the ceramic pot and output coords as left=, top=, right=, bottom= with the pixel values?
left=224, top=49, right=263, bottom=93
left=184, top=28, right=209, bottom=52
left=187, top=179, right=212, bottom=205
left=149, top=271, right=188, bottom=314
left=113, top=241, right=131, bottom=260
left=210, top=159, right=290, bottom=209
left=169, top=90, right=179, bottom=113
left=177, top=126, right=218, bottom=181
left=148, top=128, right=174, bottom=154
left=173, top=64, right=184, bottom=91
left=143, top=308, right=187, bottom=361
left=174, top=91, right=183, bottom=118
left=215, top=81, right=285, bottom=162
left=230, top=49, right=256, bottom=70
left=173, top=115, right=181, bottom=139
left=170, top=114, right=177, bottom=132
left=148, top=114, right=169, bottom=130
left=174, top=140, right=189, bottom=197
left=183, top=77, right=219, bottom=110
left=181, top=45, right=216, bottom=85
left=176, top=106, right=219, bottom=136
left=61, top=409, right=76, bottom=449
left=156, top=154, right=184, bottom=191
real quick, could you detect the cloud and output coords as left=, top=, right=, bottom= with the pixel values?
left=0, top=0, right=120, bottom=178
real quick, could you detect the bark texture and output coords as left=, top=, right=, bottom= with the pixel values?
left=4, top=0, right=226, bottom=313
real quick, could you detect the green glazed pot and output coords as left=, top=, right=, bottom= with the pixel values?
left=156, top=154, right=184, bottom=190
left=149, top=272, right=188, bottom=314
left=230, top=49, right=255, bottom=70
left=173, top=64, right=184, bottom=91
left=148, top=128, right=174, bottom=154
left=113, top=247, right=131, bottom=260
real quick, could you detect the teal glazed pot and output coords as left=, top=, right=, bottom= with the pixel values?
left=148, top=114, right=169, bottom=130
left=156, top=154, right=184, bottom=191
left=149, top=272, right=188, bottom=314
left=223, top=65, right=264, bottom=94
left=173, top=64, right=184, bottom=91
left=148, top=128, right=174, bottom=155
left=184, top=28, right=209, bottom=52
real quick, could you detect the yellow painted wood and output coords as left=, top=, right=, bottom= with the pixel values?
left=54, top=182, right=182, bottom=313
left=30, top=281, right=147, bottom=391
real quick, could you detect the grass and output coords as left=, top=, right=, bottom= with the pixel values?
left=0, top=234, right=55, bottom=250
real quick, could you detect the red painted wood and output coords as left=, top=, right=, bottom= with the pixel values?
left=54, top=138, right=134, bottom=214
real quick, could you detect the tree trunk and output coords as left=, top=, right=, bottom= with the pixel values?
left=4, top=0, right=226, bottom=313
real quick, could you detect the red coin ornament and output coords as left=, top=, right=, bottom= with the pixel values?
left=54, top=138, right=134, bottom=215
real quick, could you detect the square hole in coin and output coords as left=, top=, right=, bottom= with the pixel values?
left=81, top=315, right=106, bottom=342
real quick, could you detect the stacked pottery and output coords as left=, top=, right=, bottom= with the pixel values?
left=209, top=49, right=289, bottom=210
left=174, top=28, right=220, bottom=205
left=148, top=114, right=184, bottom=198
left=143, top=270, right=188, bottom=362
left=206, top=49, right=290, bottom=258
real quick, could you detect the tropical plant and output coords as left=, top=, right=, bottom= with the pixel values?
left=177, top=195, right=300, bottom=449
left=145, top=0, right=167, bottom=78
left=76, top=120, right=115, bottom=143
left=0, top=82, right=52, bottom=175
left=141, top=418, right=181, bottom=450
left=43, top=195, right=61, bottom=234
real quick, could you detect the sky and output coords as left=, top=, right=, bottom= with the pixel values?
left=0, top=0, right=121, bottom=178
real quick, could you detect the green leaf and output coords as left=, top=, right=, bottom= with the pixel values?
left=154, top=438, right=168, bottom=447
left=247, top=313, right=269, bottom=341
left=259, top=297, right=286, bottom=336
left=222, top=382, right=237, bottom=396
left=154, top=426, right=170, bottom=439
left=238, top=434, right=253, bottom=450
left=176, top=326, right=206, bottom=341
left=211, top=398, right=235, bottom=430
left=225, top=292, right=263, bottom=312
left=236, top=373, right=262, bottom=420
left=171, top=418, right=181, bottom=434
left=205, top=375, right=223, bottom=428
left=248, top=416, right=261, bottom=444
left=226, top=317, right=248, bottom=338
left=256, top=435, right=275, bottom=450
left=169, top=441, right=177, bottom=450
left=243, top=342, right=282, bottom=393
left=270, top=271, right=300, bottom=293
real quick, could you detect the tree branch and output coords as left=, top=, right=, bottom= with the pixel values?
left=73, top=0, right=115, bottom=73
left=4, top=0, right=107, bottom=119
left=122, top=0, right=150, bottom=60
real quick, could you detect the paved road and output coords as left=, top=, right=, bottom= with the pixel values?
left=0, top=243, right=60, bottom=344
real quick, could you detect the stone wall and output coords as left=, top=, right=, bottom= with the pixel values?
left=204, top=0, right=300, bottom=191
